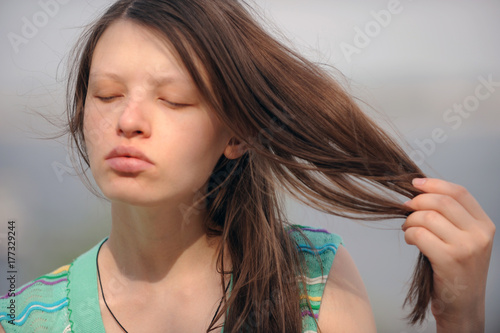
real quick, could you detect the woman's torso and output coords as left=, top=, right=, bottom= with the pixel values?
left=0, top=225, right=342, bottom=333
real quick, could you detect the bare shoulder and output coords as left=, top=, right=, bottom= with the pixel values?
left=317, top=244, right=377, bottom=333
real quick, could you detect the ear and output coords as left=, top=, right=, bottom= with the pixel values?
left=223, top=137, right=247, bottom=160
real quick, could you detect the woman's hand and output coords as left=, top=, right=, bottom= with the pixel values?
left=402, top=178, right=495, bottom=333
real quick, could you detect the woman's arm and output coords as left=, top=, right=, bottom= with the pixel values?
left=317, top=245, right=377, bottom=332
left=402, top=178, right=496, bottom=332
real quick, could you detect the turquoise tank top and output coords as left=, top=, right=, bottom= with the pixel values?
left=0, top=225, right=342, bottom=332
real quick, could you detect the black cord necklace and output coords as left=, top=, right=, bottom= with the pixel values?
left=96, top=239, right=230, bottom=332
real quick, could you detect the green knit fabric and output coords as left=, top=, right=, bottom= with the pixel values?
left=0, top=266, right=71, bottom=332
left=0, top=226, right=342, bottom=333
left=288, top=224, right=343, bottom=333
left=67, top=239, right=107, bottom=332
left=0, top=239, right=107, bottom=333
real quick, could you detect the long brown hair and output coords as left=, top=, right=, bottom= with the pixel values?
left=66, top=0, right=432, bottom=331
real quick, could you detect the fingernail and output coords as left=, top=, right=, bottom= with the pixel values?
left=403, top=200, right=411, bottom=206
left=412, top=178, right=427, bottom=186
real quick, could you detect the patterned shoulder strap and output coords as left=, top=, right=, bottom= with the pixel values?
left=287, top=224, right=343, bottom=333
left=0, top=266, right=71, bottom=332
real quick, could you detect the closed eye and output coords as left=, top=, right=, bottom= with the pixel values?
left=96, top=96, right=121, bottom=102
left=160, top=99, right=191, bottom=109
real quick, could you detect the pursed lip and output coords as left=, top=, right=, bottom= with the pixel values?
left=105, top=146, right=154, bottom=173
left=105, top=146, right=154, bottom=163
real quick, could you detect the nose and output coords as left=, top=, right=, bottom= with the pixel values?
left=117, top=98, right=152, bottom=138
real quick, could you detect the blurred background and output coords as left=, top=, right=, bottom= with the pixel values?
left=0, top=0, right=499, bottom=332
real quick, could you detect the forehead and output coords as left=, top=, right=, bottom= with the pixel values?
left=89, top=19, right=190, bottom=84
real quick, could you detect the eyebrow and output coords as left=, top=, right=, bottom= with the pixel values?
left=88, top=72, right=182, bottom=86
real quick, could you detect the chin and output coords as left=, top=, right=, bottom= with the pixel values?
left=108, top=194, right=160, bottom=207
left=95, top=172, right=207, bottom=209
left=102, top=187, right=164, bottom=207
left=96, top=180, right=154, bottom=206
left=101, top=183, right=194, bottom=209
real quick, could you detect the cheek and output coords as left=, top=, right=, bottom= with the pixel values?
left=163, top=119, right=229, bottom=189
left=83, top=105, right=115, bottom=158
left=176, top=120, right=228, bottom=163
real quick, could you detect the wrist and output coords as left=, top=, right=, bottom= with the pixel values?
left=436, top=319, right=484, bottom=333
left=433, top=290, right=486, bottom=333
left=435, top=310, right=484, bottom=333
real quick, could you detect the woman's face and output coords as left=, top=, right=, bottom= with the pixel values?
left=83, top=20, right=232, bottom=207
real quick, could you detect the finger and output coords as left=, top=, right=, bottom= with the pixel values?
left=411, top=178, right=489, bottom=222
left=402, top=210, right=461, bottom=244
left=405, top=192, right=475, bottom=231
left=403, top=226, right=449, bottom=266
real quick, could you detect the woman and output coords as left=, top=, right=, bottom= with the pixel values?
left=0, top=0, right=495, bottom=332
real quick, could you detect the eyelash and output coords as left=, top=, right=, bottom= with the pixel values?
left=95, top=96, right=189, bottom=108
left=160, top=99, right=189, bottom=108
left=96, top=96, right=119, bottom=102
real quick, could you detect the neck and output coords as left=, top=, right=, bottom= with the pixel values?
left=105, top=200, right=221, bottom=283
